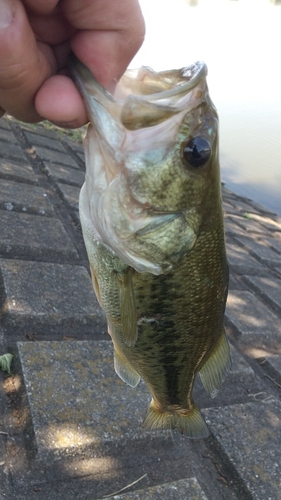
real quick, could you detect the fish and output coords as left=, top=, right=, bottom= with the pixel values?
left=68, top=53, right=231, bottom=438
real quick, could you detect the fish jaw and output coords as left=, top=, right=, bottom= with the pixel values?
left=70, top=54, right=217, bottom=275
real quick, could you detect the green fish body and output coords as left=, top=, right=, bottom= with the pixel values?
left=69, top=55, right=231, bottom=438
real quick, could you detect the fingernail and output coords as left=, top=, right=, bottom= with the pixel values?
left=0, top=0, right=14, bottom=30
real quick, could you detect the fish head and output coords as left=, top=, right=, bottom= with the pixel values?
left=69, top=56, right=221, bottom=275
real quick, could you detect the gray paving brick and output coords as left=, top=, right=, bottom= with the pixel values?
left=250, top=214, right=281, bottom=232
left=226, top=291, right=281, bottom=336
left=224, top=216, right=248, bottom=236
left=1, top=260, right=104, bottom=337
left=17, top=340, right=170, bottom=459
left=203, top=399, right=281, bottom=500
left=0, top=211, right=78, bottom=261
left=265, top=355, right=281, bottom=378
left=0, top=158, right=37, bottom=185
left=76, top=152, right=85, bottom=164
left=24, top=131, right=68, bottom=152
left=0, top=139, right=26, bottom=161
left=0, top=118, right=12, bottom=130
left=243, top=275, right=281, bottom=313
left=57, top=183, right=80, bottom=210
left=234, top=235, right=281, bottom=267
left=0, top=179, right=55, bottom=216
left=65, top=140, right=84, bottom=155
left=0, top=127, right=18, bottom=143
left=33, top=145, right=79, bottom=169
left=19, top=123, right=63, bottom=140
left=222, top=200, right=237, bottom=215
left=227, top=214, right=272, bottom=235
left=226, top=238, right=265, bottom=275
left=263, top=236, right=281, bottom=254
left=106, top=477, right=209, bottom=500
left=227, top=198, right=260, bottom=215
left=237, top=333, right=281, bottom=359
left=43, top=161, right=85, bottom=187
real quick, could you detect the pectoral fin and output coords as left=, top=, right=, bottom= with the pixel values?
left=114, top=349, right=140, bottom=388
left=117, top=267, right=138, bottom=347
left=90, top=264, right=102, bottom=307
left=199, top=328, right=232, bottom=398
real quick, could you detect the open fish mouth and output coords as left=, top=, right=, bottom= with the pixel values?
left=68, top=55, right=216, bottom=275
left=68, top=54, right=208, bottom=130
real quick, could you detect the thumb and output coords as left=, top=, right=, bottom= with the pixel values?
left=0, top=0, right=56, bottom=122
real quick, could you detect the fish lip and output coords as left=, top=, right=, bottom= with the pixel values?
left=125, top=61, right=208, bottom=102
left=68, top=52, right=207, bottom=107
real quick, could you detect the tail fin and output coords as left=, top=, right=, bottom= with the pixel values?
left=143, top=402, right=209, bottom=438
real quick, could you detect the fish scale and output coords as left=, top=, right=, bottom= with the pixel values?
left=69, top=53, right=231, bottom=438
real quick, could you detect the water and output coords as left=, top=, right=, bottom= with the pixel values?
left=130, top=0, right=281, bottom=215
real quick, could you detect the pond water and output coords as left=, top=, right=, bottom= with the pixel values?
left=131, top=0, right=281, bottom=215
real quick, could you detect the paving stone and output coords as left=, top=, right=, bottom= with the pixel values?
left=227, top=214, right=272, bottom=235
left=0, top=127, right=19, bottom=143
left=19, top=123, right=63, bottom=141
left=0, top=157, right=37, bottom=185
left=263, top=236, right=281, bottom=254
left=234, top=235, right=281, bottom=267
left=222, top=200, right=237, bottom=215
left=106, top=477, right=209, bottom=500
left=76, top=152, right=86, bottom=164
left=249, top=214, right=281, bottom=233
left=203, top=399, right=281, bottom=500
left=24, top=131, right=68, bottom=152
left=226, top=238, right=265, bottom=275
left=224, top=216, right=248, bottom=236
left=226, top=291, right=281, bottom=336
left=243, top=275, right=281, bottom=313
left=17, top=340, right=170, bottom=460
left=43, top=161, right=85, bottom=187
left=227, top=198, right=260, bottom=216
left=33, top=145, right=79, bottom=169
left=0, top=118, right=12, bottom=130
left=0, top=179, right=55, bottom=216
left=57, top=183, right=80, bottom=211
left=265, top=355, right=281, bottom=378
left=237, top=333, right=281, bottom=360
left=65, top=140, right=84, bottom=155
left=0, top=139, right=27, bottom=161
left=0, top=211, right=79, bottom=261
left=1, top=260, right=105, bottom=337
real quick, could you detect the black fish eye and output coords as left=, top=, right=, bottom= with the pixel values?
left=182, top=137, right=212, bottom=168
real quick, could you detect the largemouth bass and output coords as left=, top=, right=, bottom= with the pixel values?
left=69, top=54, right=231, bottom=438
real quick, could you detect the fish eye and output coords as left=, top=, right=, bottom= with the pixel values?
left=182, top=137, right=212, bottom=168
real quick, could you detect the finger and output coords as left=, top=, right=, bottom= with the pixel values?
left=62, top=0, right=145, bottom=88
left=35, top=74, right=88, bottom=128
left=0, top=0, right=56, bottom=122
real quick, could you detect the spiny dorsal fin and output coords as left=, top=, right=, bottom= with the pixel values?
left=117, top=267, right=138, bottom=347
left=199, top=328, right=232, bottom=399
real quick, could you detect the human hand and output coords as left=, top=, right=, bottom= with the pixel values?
left=0, top=0, right=145, bottom=127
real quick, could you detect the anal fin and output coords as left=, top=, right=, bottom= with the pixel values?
left=199, top=328, right=232, bottom=398
left=117, top=267, right=138, bottom=347
left=114, top=349, right=140, bottom=388
left=143, top=401, right=209, bottom=438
